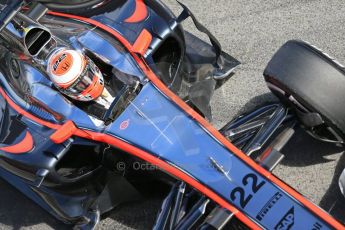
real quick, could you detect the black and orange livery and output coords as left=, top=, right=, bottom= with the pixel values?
left=0, top=1, right=343, bottom=229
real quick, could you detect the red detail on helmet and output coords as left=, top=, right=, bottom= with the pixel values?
left=50, top=51, right=74, bottom=76
left=48, top=49, right=104, bottom=101
left=48, top=50, right=84, bottom=89
left=0, top=131, right=34, bottom=154
left=81, top=75, right=104, bottom=99
left=125, top=0, right=148, bottom=23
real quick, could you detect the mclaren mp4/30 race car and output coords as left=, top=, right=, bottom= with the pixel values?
left=0, top=0, right=344, bottom=229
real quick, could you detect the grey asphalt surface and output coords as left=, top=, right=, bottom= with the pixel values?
left=1, top=0, right=345, bottom=229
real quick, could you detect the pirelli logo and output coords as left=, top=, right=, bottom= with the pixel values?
left=274, top=207, right=294, bottom=230
left=256, top=192, right=283, bottom=221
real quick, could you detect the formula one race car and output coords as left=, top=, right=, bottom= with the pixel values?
left=0, top=0, right=344, bottom=229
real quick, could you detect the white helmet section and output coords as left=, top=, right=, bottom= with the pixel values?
left=47, top=49, right=85, bottom=89
left=47, top=48, right=106, bottom=102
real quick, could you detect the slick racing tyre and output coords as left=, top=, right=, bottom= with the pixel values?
left=264, top=40, right=345, bottom=142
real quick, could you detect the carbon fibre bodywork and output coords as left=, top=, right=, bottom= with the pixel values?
left=0, top=0, right=240, bottom=226
left=0, top=1, right=343, bottom=229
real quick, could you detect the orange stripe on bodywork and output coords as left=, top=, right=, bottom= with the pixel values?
left=132, top=29, right=152, bottom=56
left=47, top=11, right=345, bottom=230
left=125, top=0, right=148, bottom=23
left=0, top=131, right=34, bottom=154
left=0, top=86, right=259, bottom=229
left=50, top=120, right=77, bottom=144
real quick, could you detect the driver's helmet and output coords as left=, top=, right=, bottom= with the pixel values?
left=47, top=49, right=104, bottom=102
